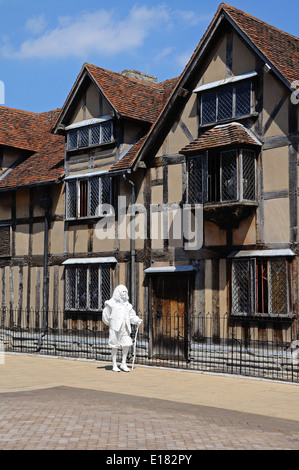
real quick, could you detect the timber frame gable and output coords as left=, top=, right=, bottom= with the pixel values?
left=128, top=2, right=299, bottom=172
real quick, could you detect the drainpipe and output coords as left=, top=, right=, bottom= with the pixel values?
left=37, top=195, right=51, bottom=351
left=122, top=174, right=136, bottom=309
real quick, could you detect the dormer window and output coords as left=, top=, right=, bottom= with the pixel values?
left=194, top=72, right=256, bottom=126
left=66, top=116, right=113, bottom=151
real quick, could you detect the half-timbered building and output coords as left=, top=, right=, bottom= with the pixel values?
left=0, top=4, right=298, bottom=366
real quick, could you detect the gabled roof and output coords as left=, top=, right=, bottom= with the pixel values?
left=53, top=63, right=179, bottom=131
left=179, top=123, right=262, bottom=154
left=86, top=63, right=178, bottom=124
left=128, top=3, right=299, bottom=172
left=0, top=107, right=65, bottom=191
left=222, top=4, right=299, bottom=85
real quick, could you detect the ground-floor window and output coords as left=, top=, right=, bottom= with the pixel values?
left=65, top=264, right=111, bottom=312
left=231, top=257, right=291, bottom=316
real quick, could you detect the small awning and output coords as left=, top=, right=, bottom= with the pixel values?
left=65, top=115, right=112, bottom=131
left=179, top=122, right=262, bottom=155
left=144, top=265, right=196, bottom=274
left=193, top=71, right=257, bottom=93
left=228, top=249, right=295, bottom=259
left=62, top=257, right=117, bottom=265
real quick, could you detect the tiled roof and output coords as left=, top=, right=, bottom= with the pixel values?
left=183, top=4, right=298, bottom=87
left=109, top=134, right=149, bottom=173
left=222, top=4, right=299, bottom=85
left=0, top=107, right=65, bottom=190
left=179, top=123, right=262, bottom=154
left=86, top=63, right=178, bottom=124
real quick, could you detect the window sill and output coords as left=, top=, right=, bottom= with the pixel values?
left=65, top=309, right=103, bottom=315
left=65, top=214, right=113, bottom=223
left=230, top=313, right=296, bottom=320
left=199, top=112, right=259, bottom=129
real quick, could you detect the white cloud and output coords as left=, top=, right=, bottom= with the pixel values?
left=25, top=14, right=47, bottom=35
left=2, top=6, right=171, bottom=59
left=154, top=46, right=176, bottom=62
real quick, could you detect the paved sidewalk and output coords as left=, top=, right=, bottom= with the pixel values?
left=0, top=353, right=299, bottom=450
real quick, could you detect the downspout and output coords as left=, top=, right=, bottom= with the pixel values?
left=122, top=173, right=136, bottom=309
left=37, top=195, right=51, bottom=351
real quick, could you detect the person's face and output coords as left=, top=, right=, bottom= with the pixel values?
left=119, top=288, right=128, bottom=301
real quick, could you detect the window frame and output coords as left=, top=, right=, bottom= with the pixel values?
left=187, top=148, right=257, bottom=205
left=65, top=174, right=113, bottom=220
left=200, top=79, right=253, bottom=126
left=67, top=120, right=114, bottom=151
left=231, top=257, right=292, bottom=317
left=64, top=263, right=112, bottom=313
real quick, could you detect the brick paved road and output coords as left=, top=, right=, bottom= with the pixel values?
left=0, top=386, right=298, bottom=451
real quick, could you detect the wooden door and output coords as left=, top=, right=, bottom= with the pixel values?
left=151, top=274, right=189, bottom=360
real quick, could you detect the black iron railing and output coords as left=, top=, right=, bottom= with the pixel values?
left=0, top=309, right=298, bottom=383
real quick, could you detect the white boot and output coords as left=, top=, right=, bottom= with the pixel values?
left=111, top=349, right=120, bottom=372
left=120, top=346, right=130, bottom=372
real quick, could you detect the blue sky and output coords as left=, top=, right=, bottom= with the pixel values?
left=0, top=0, right=297, bottom=113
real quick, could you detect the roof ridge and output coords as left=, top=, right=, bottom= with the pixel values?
left=0, top=105, right=40, bottom=116
left=222, top=3, right=299, bottom=41
left=85, top=62, right=173, bottom=90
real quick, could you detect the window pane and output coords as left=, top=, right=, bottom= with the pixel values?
left=101, top=121, right=113, bottom=143
left=218, top=85, right=233, bottom=121
left=207, top=152, right=220, bottom=202
left=77, top=267, right=87, bottom=309
left=201, top=90, right=216, bottom=124
left=256, top=260, right=268, bottom=314
left=235, top=81, right=251, bottom=117
left=65, top=267, right=76, bottom=309
left=232, top=259, right=255, bottom=314
left=91, top=124, right=101, bottom=145
left=221, top=150, right=238, bottom=201
left=242, top=150, right=256, bottom=200
left=89, top=266, right=99, bottom=310
left=99, top=176, right=112, bottom=215
left=269, top=259, right=288, bottom=315
left=78, top=127, right=89, bottom=148
left=66, top=181, right=77, bottom=218
left=68, top=130, right=78, bottom=150
left=188, top=156, right=203, bottom=204
left=100, top=266, right=111, bottom=310
left=89, top=177, right=100, bottom=217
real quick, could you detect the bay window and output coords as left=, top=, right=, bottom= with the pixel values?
left=187, top=149, right=256, bottom=204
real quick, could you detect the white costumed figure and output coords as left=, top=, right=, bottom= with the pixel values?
left=102, top=285, right=142, bottom=372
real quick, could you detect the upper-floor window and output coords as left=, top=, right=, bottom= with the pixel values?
left=187, top=149, right=256, bottom=205
left=66, top=118, right=113, bottom=151
left=200, top=80, right=252, bottom=125
left=65, top=174, right=112, bottom=220
left=194, top=72, right=257, bottom=127
left=231, top=256, right=292, bottom=316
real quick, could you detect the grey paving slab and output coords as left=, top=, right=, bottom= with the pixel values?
left=0, top=353, right=299, bottom=451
